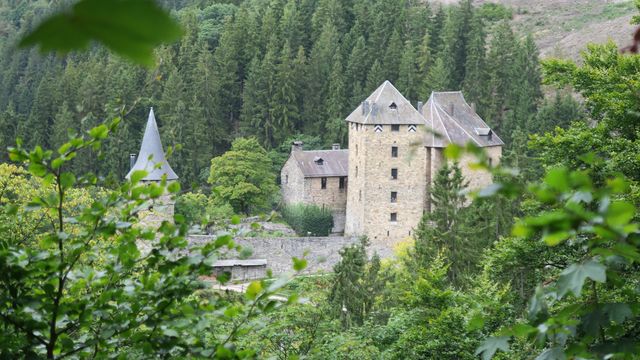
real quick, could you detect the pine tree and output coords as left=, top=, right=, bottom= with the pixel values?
left=51, top=101, right=75, bottom=149
left=382, top=29, right=403, bottom=83
left=532, top=91, right=583, bottom=134
left=414, top=162, right=469, bottom=286
left=428, top=5, right=446, bottom=57
left=272, top=41, right=299, bottom=146
left=486, top=21, right=517, bottom=135
left=441, top=0, right=474, bottom=89
left=365, top=59, right=385, bottom=94
left=422, top=57, right=450, bottom=96
left=503, top=34, right=542, bottom=141
left=462, top=13, right=489, bottom=117
left=346, top=36, right=369, bottom=108
left=397, top=39, right=420, bottom=103
left=326, top=51, right=347, bottom=145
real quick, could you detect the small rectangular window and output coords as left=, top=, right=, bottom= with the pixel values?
left=391, top=191, right=397, bottom=203
left=391, top=146, right=398, bottom=158
left=391, top=168, right=398, bottom=180
left=359, top=190, right=362, bottom=201
left=355, top=166, right=358, bottom=177
left=321, top=177, right=327, bottom=189
left=390, top=212, right=397, bottom=222
left=391, top=124, right=400, bottom=132
left=339, top=177, right=346, bottom=189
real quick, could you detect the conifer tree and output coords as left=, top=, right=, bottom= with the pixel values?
left=422, top=57, right=450, bottom=96
left=486, top=21, right=517, bottom=135
left=397, top=40, right=420, bottom=103
left=441, top=0, right=474, bottom=90
left=532, top=91, right=583, bottom=134
left=346, top=36, right=369, bottom=107
left=382, top=29, right=403, bottom=83
left=414, top=162, right=470, bottom=286
left=326, top=51, right=347, bottom=145
left=462, top=13, right=489, bottom=117
left=211, top=19, right=242, bottom=137
left=428, top=5, right=446, bottom=57
left=365, top=59, right=385, bottom=94
left=272, top=41, right=299, bottom=146
left=51, top=101, right=75, bottom=149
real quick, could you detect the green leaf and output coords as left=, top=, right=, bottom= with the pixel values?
left=245, top=281, right=262, bottom=300
left=130, top=170, right=148, bottom=184
left=468, top=313, right=485, bottom=331
left=557, top=260, right=606, bottom=298
left=605, top=201, right=635, bottom=227
left=60, top=172, right=76, bottom=190
left=444, top=144, right=462, bottom=160
left=20, top=0, right=183, bottom=67
left=292, top=257, right=307, bottom=271
left=475, top=336, right=510, bottom=360
left=543, top=231, right=571, bottom=246
left=545, top=167, right=569, bottom=192
left=167, top=181, right=180, bottom=194
left=231, top=215, right=241, bottom=225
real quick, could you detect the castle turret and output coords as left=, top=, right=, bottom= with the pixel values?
left=127, top=108, right=178, bottom=226
left=344, top=80, right=428, bottom=245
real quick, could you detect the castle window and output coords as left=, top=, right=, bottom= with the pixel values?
left=391, top=168, right=398, bottom=180
left=391, top=191, right=397, bottom=203
left=285, top=174, right=288, bottom=184
left=359, top=190, right=362, bottom=201
left=339, top=177, right=346, bottom=189
left=390, top=212, right=397, bottom=222
left=314, top=157, right=324, bottom=165
left=391, top=124, right=400, bottom=132
left=321, top=177, right=327, bottom=189
left=391, top=146, right=398, bottom=158
left=489, top=157, right=493, bottom=167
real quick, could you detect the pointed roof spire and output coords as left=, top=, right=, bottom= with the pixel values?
left=126, top=108, right=179, bottom=181
left=345, top=80, right=424, bottom=125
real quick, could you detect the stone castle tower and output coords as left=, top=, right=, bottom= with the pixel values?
left=344, top=81, right=503, bottom=246
left=126, top=108, right=179, bottom=227
left=344, top=81, right=428, bottom=244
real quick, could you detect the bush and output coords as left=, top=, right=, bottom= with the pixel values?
left=175, top=192, right=235, bottom=228
left=281, top=203, right=333, bottom=236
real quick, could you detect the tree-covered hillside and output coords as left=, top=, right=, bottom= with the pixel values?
left=0, top=0, right=547, bottom=187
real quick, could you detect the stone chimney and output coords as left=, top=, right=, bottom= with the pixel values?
left=292, top=141, right=304, bottom=152
left=417, top=101, right=424, bottom=113
left=129, top=153, right=137, bottom=170
left=332, top=143, right=340, bottom=150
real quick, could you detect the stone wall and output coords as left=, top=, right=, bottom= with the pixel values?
left=346, top=123, right=428, bottom=247
left=281, top=156, right=348, bottom=234
left=188, top=235, right=392, bottom=275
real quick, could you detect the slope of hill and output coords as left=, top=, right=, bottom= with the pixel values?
left=433, top=0, right=638, bottom=60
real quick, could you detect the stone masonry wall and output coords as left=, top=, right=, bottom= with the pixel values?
left=303, top=177, right=347, bottom=233
left=188, top=235, right=376, bottom=275
left=346, top=123, right=428, bottom=248
left=280, top=157, right=305, bottom=205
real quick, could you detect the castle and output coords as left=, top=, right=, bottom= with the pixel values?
left=281, top=81, right=503, bottom=246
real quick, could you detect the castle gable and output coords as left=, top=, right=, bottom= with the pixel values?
left=423, top=91, right=504, bottom=148
left=345, top=80, right=424, bottom=125
left=291, top=150, right=349, bottom=178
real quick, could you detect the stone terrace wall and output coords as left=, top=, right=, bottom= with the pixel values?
left=188, top=235, right=394, bottom=275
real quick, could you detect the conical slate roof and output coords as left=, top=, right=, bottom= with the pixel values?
left=421, top=91, right=504, bottom=148
left=126, top=108, right=178, bottom=181
left=345, top=80, right=424, bottom=125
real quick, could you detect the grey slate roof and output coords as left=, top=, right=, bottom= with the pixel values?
left=422, top=91, right=504, bottom=148
left=213, top=259, right=267, bottom=267
left=291, top=149, right=348, bottom=178
left=126, top=108, right=179, bottom=181
left=345, top=80, right=424, bottom=125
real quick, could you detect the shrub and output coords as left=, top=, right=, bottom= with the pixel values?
left=175, top=192, right=235, bottom=228
left=281, top=203, right=333, bottom=236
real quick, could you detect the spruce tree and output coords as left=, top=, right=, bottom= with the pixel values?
left=462, top=13, right=489, bottom=117
left=51, top=101, right=75, bottom=150
left=382, top=29, right=403, bottom=83
left=365, top=59, right=385, bottom=94
left=211, top=19, right=242, bottom=138
left=346, top=36, right=369, bottom=108
left=326, top=51, right=347, bottom=145
left=441, top=0, right=474, bottom=90
left=272, top=41, right=299, bottom=146
left=414, top=162, right=469, bottom=286
left=486, top=21, right=517, bottom=135
left=397, top=39, right=420, bottom=103
left=422, top=57, right=450, bottom=96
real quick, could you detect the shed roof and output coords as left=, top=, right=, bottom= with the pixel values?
left=345, top=80, right=424, bottom=125
left=213, top=259, right=267, bottom=267
left=422, top=91, right=504, bottom=148
left=126, top=108, right=179, bottom=181
left=290, top=149, right=348, bottom=178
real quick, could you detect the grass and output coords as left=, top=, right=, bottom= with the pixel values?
left=561, top=0, right=635, bottom=32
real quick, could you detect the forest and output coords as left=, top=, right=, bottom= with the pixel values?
left=0, top=0, right=639, bottom=359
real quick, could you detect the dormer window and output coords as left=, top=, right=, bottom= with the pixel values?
left=314, top=156, right=324, bottom=165
left=389, top=102, right=397, bottom=110
left=475, top=128, right=493, bottom=140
